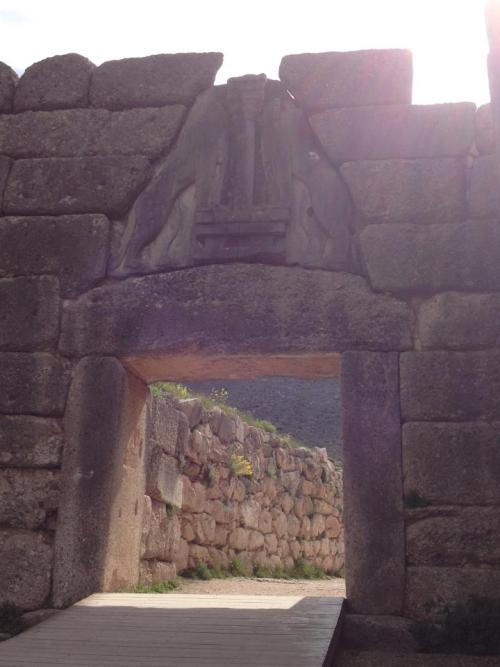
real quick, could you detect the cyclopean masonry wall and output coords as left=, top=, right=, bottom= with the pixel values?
left=140, top=394, right=344, bottom=583
left=0, top=39, right=500, bottom=657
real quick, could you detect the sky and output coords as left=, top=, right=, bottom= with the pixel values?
left=0, top=0, right=492, bottom=105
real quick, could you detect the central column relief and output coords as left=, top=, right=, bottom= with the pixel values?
left=111, top=74, right=353, bottom=276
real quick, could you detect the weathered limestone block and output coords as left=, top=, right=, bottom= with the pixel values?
left=0, top=416, right=63, bottom=467
left=181, top=477, right=206, bottom=513
left=341, top=158, right=466, bottom=225
left=0, top=353, right=70, bottom=415
left=325, top=516, right=342, bottom=539
left=60, top=266, right=412, bottom=357
left=213, top=525, right=228, bottom=547
left=342, top=352, right=405, bottom=615
left=229, top=527, right=249, bottom=551
left=279, top=50, right=412, bottom=112
left=469, top=154, right=500, bottom=219
left=0, top=276, right=59, bottom=351
left=174, top=538, right=189, bottom=572
left=400, top=351, right=500, bottom=421
left=475, top=103, right=496, bottom=154
left=0, top=62, right=18, bottom=112
left=310, top=514, right=326, bottom=538
left=147, top=394, right=182, bottom=456
left=90, top=53, right=223, bottom=109
left=280, top=493, right=294, bottom=514
left=248, top=530, right=265, bottom=551
left=188, top=544, right=210, bottom=567
left=177, top=398, right=203, bottom=429
left=0, top=154, right=11, bottom=201
left=342, top=614, right=418, bottom=653
left=418, top=292, right=500, bottom=350
left=53, top=357, right=147, bottom=607
left=189, top=513, right=216, bottom=545
left=0, top=215, right=109, bottom=297
left=0, top=106, right=186, bottom=159
left=139, top=560, right=177, bottom=585
left=0, top=469, right=59, bottom=529
left=4, top=156, right=151, bottom=216
left=144, top=501, right=180, bottom=561
left=140, top=495, right=152, bottom=558
left=406, top=507, right=500, bottom=567
left=361, top=221, right=500, bottom=293
left=406, top=566, right=500, bottom=620
left=312, top=103, right=475, bottom=162
left=0, top=530, right=53, bottom=610
left=403, top=422, right=500, bottom=505
left=146, top=448, right=182, bottom=507
left=271, top=509, right=287, bottom=537
left=14, top=54, right=94, bottom=111
left=287, top=515, right=301, bottom=538
left=240, top=498, right=261, bottom=530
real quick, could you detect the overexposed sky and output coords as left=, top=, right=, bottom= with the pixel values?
left=0, top=0, right=492, bottom=104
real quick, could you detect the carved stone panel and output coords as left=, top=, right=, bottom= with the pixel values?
left=111, top=76, right=352, bottom=276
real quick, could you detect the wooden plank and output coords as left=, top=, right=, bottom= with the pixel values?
left=0, top=594, right=343, bottom=666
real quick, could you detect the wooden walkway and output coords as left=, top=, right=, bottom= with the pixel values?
left=0, top=594, right=344, bottom=667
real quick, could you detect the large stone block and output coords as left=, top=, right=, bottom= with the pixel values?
left=0, top=62, right=18, bottom=112
left=342, top=614, right=418, bottom=652
left=146, top=448, right=182, bottom=507
left=400, top=351, right=500, bottom=421
left=279, top=50, right=412, bottom=112
left=418, top=292, right=500, bottom=350
left=143, top=501, right=181, bottom=561
left=14, top=54, right=94, bottom=111
left=60, top=265, right=412, bottom=357
left=146, top=394, right=183, bottom=456
left=312, top=103, right=475, bottom=162
left=0, top=469, right=59, bottom=529
left=4, top=156, right=151, bottom=216
left=0, top=276, right=59, bottom=351
left=139, top=560, right=176, bottom=586
left=469, top=154, right=500, bottom=219
left=0, top=215, right=109, bottom=297
left=0, top=106, right=186, bottom=159
left=406, top=566, right=500, bottom=620
left=0, top=353, right=70, bottom=416
left=0, top=530, right=53, bottom=610
left=475, top=103, right=496, bottom=154
left=53, top=356, right=147, bottom=606
left=341, top=158, right=466, bottom=225
left=0, top=416, right=63, bottom=468
left=0, top=154, right=11, bottom=204
left=361, top=221, right=500, bottom=293
left=403, top=422, right=500, bottom=505
left=341, top=352, right=405, bottom=614
left=90, top=53, right=223, bottom=109
left=406, top=507, right=500, bottom=567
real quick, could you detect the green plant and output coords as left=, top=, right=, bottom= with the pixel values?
left=181, top=564, right=230, bottom=580
left=0, top=601, right=25, bottom=636
left=290, top=559, right=327, bottom=580
left=150, top=382, right=189, bottom=399
left=209, top=387, right=229, bottom=405
left=411, top=597, right=500, bottom=655
left=404, top=490, right=430, bottom=509
left=229, top=557, right=251, bottom=577
left=122, top=580, right=180, bottom=594
left=229, top=454, right=253, bottom=477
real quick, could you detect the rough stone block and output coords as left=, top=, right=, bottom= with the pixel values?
left=279, top=50, right=412, bottom=112
left=0, top=416, right=63, bottom=468
left=0, top=530, right=53, bottom=610
left=4, top=156, right=151, bottom=217
left=146, top=448, right=182, bottom=507
left=342, top=614, right=418, bottom=652
left=59, top=265, right=412, bottom=356
left=53, top=357, right=148, bottom=607
left=0, top=62, right=18, bottom=112
left=406, top=566, right=500, bottom=620
left=0, top=276, right=60, bottom=351
left=14, top=54, right=94, bottom=111
left=147, top=394, right=181, bottom=456
left=341, top=158, right=466, bottom=225
left=475, top=103, right=496, bottom=154
left=406, top=507, right=500, bottom=567
left=0, top=353, right=70, bottom=416
left=400, top=351, right=500, bottom=421
left=0, top=469, right=59, bottom=529
left=403, top=422, right=500, bottom=506
left=361, top=221, right=500, bottom=293
left=341, top=352, right=405, bottom=614
left=0, top=215, right=109, bottom=297
left=418, top=292, right=500, bottom=350
left=139, top=560, right=176, bottom=586
left=90, top=53, right=223, bottom=109
left=143, top=501, right=180, bottom=561
left=0, top=106, right=186, bottom=159
left=312, top=103, right=475, bottom=162
left=469, top=154, right=500, bottom=219
left=0, top=154, right=11, bottom=203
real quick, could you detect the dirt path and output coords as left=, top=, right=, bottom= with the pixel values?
left=177, top=576, right=346, bottom=597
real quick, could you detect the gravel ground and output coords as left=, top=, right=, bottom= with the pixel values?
left=177, top=576, right=346, bottom=597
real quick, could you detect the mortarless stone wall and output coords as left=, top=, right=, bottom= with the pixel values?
left=140, top=394, right=343, bottom=585
left=0, top=42, right=500, bottom=657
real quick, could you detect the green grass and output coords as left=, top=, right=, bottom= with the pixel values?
left=180, top=558, right=329, bottom=582
left=121, top=580, right=180, bottom=594
left=181, top=564, right=231, bottom=580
